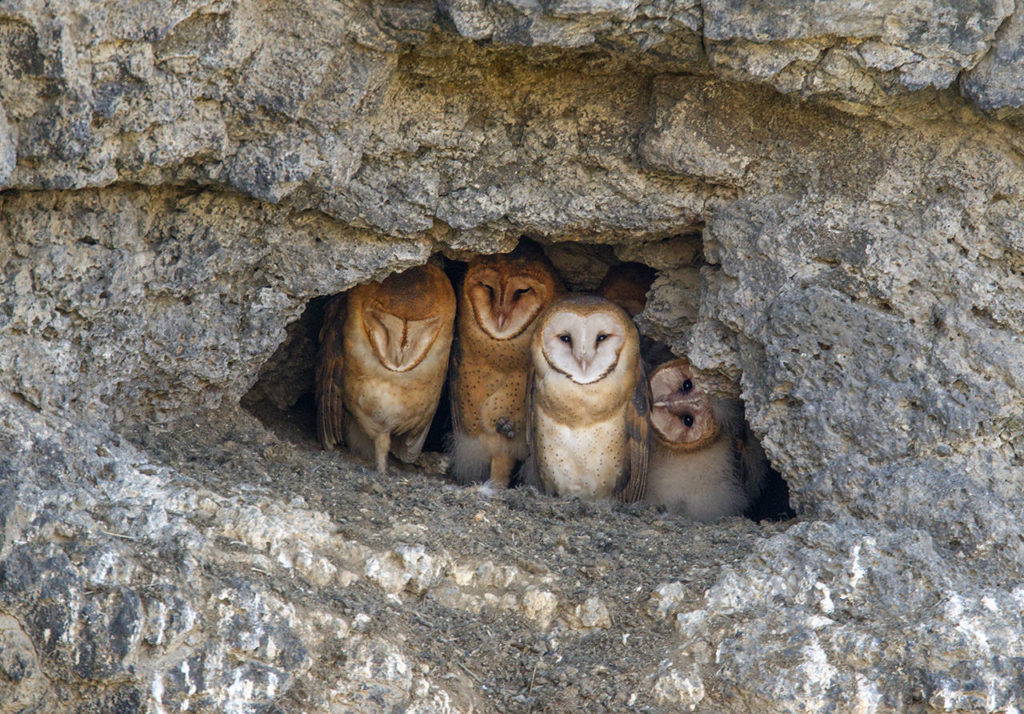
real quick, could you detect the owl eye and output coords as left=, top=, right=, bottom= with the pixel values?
left=682, top=414, right=694, bottom=427
left=482, top=284, right=495, bottom=297
left=559, top=333, right=572, bottom=345
left=595, top=333, right=608, bottom=344
left=513, top=287, right=532, bottom=299
left=682, top=379, right=693, bottom=392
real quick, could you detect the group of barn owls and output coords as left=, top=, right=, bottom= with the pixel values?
left=316, top=241, right=776, bottom=521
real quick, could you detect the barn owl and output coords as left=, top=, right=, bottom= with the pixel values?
left=449, top=241, right=565, bottom=490
left=645, top=358, right=768, bottom=521
left=598, top=262, right=656, bottom=318
left=598, top=262, right=674, bottom=366
left=316, top=263, right=456, bottom=473
left=522, top=295, right=650, bottom=502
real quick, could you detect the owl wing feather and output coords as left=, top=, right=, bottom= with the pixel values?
left=316, top=294, right=348, bottom=451
left=615, top=358, right=651, bottom=503
left=391, top=417, right=433, bottom=463
left=710, top=396, right=764, bottom=499
left=736, top=418, right=769, bottom=500
left=447, top=333, right=484, bottom=482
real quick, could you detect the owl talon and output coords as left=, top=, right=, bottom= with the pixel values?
left=495, top=417, right=516, bottom=440
left=449, top=243, right=565, bottom=487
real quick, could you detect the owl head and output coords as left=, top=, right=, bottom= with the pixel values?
left=533, top=294, right=640, bottom=385
left=649, top=358, right=721, bottom=450
left=598, top=262, right=656, bottom=318
left=358, top=264, right=455, bottom=372
left=462, top=240, right=564, bottom=341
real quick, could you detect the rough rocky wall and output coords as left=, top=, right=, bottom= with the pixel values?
left=1, top=0, right=1023, bottom=711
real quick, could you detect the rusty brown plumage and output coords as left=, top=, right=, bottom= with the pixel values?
left=449, top=241, right=565, bottom=490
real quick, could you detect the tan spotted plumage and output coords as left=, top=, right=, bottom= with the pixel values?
left=316, top=263, right=456, bottom=473
left=522, top=295, right=650, bottom=502
left=448, top=241, right=565, bottom=490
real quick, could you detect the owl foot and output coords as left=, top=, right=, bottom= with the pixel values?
left=495, top=417, right=516, bottom=440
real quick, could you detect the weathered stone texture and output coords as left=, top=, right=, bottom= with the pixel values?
left=1, top=0, right=1024, bottom=710
left=0, top=189, right=430, bottom=422
left=962, top=3, right=1024, bottom=117
left=0, top=101, right=13, bottom=187
left=703, top=0, right=1014, bottom=98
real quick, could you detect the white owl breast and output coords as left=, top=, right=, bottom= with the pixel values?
left=534, top=407, right=628, bottom=500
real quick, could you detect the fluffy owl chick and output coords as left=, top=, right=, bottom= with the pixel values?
left=645, top=359, right=761, bottom=521
left=449, top=242, right=564, bottom=490
left=316, top=264, right=456, bottom=473
left=523, top=295, right=650, bottom=502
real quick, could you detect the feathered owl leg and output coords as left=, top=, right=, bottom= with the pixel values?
left=373, top=433, right=390, bottom=474
left=343, top=419, right=374, bottom=463
left=487, top=454, right=516, bottom=490
left=391, top=420, right=432, bottom=464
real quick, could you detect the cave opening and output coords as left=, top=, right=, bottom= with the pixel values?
left=241, top=237, right=793, bottom=522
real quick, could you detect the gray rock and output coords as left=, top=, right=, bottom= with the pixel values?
left=640, top=77, right=762, bottom=182
left=0, top=101, right=13, bottom=188
left=683, top=519, right=1024, bottom=711
left=0, top=188, right=432, bottom=423
left=962, top=6, right=1024, bottom=118
left=2, top=389, right=1023, bottom=711
left=437, top=0, right=704, bottom=62
left=683, top=185, right=1024, bottom=569
left=1, top=0, right=1024, bottom=709
left=704, top=0, right=1013, bottom=100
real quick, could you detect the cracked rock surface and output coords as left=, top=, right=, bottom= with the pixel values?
left=1, top=0, right=1023, bottom=711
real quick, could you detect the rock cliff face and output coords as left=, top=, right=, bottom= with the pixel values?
left=1, top=1, right=1023, bottom=711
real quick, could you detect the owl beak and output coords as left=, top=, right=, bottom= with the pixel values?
left=653, top=393, right=702, bottom=415
left=495, top=311, right=508, bottom=332
left=573, top=347, right=593, bottom=373
left=389, top=341, right=406, bottom=368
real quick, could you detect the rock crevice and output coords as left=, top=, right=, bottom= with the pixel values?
left=1, top=0, right=1023, bottom=710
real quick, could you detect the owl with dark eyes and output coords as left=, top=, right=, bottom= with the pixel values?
left=316, top=263, right=456, bottom=473
left=644, top=358, right=766, bottom=521
left=449, top=241, right=565, bottom=490
left=521, top=295, right=650, bottom=502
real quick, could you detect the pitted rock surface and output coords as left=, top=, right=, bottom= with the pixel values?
left=1, top=0, right=1023, bottom=710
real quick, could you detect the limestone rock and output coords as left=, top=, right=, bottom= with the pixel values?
left=961, top=7, right=1024, bottom=119
left=640, top=77, right=763, bottom=183
left=0, top=0, right=1023, bottom=710
left=0, top=101, right=13, bottom=188
left=704, top=0, right=1014, bottom=102
left=437, top=0, right=704, bottom=63
left=2, top=391, right=1021, bottom=710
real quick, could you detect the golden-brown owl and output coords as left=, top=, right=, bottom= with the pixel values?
left=522, top=295, right=650, bottom=502
left=598, top=262, right=674, bottom=365
left=598, top=262, right=656, bottom=318
left=645, top=358, right=765, bottom=521
left=449, top=241, right=565, bottom=490
left=316, top=264, right=456, bottom=473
